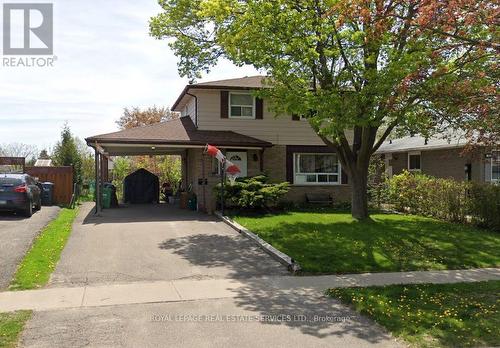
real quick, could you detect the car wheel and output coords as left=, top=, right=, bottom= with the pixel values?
left=35, top=198, right=42, bottom=211
left=24, top=201, right=33, bottom=217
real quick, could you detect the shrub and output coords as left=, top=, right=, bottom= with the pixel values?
left=214, top=175, right=290, bottom=209
left=469, top=183, right=500, bottom=231
left=387, top=171, right=500, bottom=230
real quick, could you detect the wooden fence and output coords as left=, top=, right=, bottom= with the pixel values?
left=26, top=166, right=74, bottom=205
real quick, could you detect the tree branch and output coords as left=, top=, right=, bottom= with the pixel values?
left=371, top=119, right=399, bottom=154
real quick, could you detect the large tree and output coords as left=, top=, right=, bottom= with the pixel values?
left=116, top=106, right=179, bottom=129
left=150, top=0, right=498, bottom=219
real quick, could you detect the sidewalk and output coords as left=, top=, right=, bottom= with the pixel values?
left=1, top=268, right=498, bottom=312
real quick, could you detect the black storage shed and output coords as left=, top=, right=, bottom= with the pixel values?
left=123, top=168, right=160, bottom=204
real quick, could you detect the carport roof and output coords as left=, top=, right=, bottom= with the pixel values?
left=86, top=116, right=272, bottom=151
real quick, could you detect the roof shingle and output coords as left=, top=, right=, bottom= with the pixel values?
left=85, top=116, right=271, bottom=148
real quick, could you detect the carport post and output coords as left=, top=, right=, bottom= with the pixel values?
left=94, top=146, right=101, bottom=215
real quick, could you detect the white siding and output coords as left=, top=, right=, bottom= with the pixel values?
left=181, top=97, right=197, bottom=125
left=191, top=89, right=326, bottom=145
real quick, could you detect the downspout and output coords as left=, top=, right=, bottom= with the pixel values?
left=186, top=92, right=198, bottom=128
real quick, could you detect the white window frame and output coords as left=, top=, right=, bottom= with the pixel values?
left=407, top=151, right=422, bottom=172
left=293, top=153, right=341, bottom=185
left=228, top=92, right=255, bottom=119
left=492, top=151, right=500, bottom=183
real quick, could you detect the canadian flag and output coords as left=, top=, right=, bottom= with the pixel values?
left=205, top=144, right=225, bottom=162
left=205, top=144, right=241, bottom=176
left=225, top=160, right=241, bottom=176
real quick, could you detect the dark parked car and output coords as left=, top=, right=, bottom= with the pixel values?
left=0, top=174, right=42, bottom=217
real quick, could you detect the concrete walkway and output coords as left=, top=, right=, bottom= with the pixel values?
left=2, top=268, right=498, bottom=312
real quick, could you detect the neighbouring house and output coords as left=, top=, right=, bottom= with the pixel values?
left=86, top=76, right=351, bottom=212
left=376, top=135, right=500, bottom=183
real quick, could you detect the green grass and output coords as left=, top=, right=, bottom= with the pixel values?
left=0, top=311, right=32, bottom=348
left=9, top=207, right=79, bottom=291
left=232, top=210, right=500, bottom=274
left=327, top=281, right=500, bottom=347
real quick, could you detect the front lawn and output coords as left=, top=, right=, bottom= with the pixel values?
left=232, top=210, right=500, bottom=274
left=327, top=281, right=500, bottom=347
left=0, top=311, right=32, bottom=348
left=9, top=207, right=79, bottom=291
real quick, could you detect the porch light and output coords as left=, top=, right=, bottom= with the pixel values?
left=151, top=146, right=156, bottom=150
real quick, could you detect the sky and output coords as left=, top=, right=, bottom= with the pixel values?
left=0, top=0, right=259, bottom=151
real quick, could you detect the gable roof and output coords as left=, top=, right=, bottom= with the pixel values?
left=85, top=116, right=272, bottom=148
left=195, top=76, right=267, bottom=88
left=172, top=75, right=267, bottom=111
left=376, top=135, right=468, bottom=154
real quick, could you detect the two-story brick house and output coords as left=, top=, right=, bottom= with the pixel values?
left=87, top=76, right=351, bottom=212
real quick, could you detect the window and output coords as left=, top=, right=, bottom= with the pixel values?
left=293, top=153, right=340, bottom=185
left=229, top=93, right=254, bottom=118
left=408, top=152, right=421, bottom=171
left=492, top=151, right=500, bottom=182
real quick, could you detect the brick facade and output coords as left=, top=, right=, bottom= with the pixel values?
left=186, top=145, right=352, bottom=213
left=388, top=148, right=486, bottom=182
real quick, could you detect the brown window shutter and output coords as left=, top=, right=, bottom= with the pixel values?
left=220, top=91, right=229, bottom=118
left=341, top=169, right=348, bottom=184
left=255, top=97, right=263, bottom=119
left=292, top=114, right=300, bottom=121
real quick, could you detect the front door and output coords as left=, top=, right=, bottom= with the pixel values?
left=226, top=151, right=248, bottom=178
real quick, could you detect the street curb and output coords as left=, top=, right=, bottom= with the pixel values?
left=215, top=211, right=301, bottom=274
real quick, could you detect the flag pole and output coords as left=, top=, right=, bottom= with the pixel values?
left=220, top=158, right=225, bottom=215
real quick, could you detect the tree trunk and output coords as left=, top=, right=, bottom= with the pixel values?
left=350, top=171, right=369, bottom=220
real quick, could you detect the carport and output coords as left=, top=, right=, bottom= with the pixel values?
left=85, top=116, right=271, bottom=214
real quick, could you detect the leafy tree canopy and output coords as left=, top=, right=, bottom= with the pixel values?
left=117, top=106, right=179, bottom=130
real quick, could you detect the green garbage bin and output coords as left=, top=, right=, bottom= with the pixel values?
left=102, top=187, right=112, bottom=209
left=187, top=196, right=197, bottom=211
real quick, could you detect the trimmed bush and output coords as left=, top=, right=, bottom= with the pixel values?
left=214, top=175, right=289, bottom=209
left=387, top=171, right=500, bottom=231
left=469, top=183, right=500, bottom=231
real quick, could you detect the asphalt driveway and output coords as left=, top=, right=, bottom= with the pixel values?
left=20, top=203, right=402, bottom=347
left=0, top=206, right=60, bottom=290
left=49, top=203, right=287, bottom=287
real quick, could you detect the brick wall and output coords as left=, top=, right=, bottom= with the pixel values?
left=389, top=148, right=484, bottom=182
left=185, top=145, right=354, bottom=212
left=285, top=185, right=352, bottom=203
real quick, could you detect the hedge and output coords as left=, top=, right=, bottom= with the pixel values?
left=387, top=171, right=500, bottom=231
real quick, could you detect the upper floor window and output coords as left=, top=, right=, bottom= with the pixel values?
left=408, top=151, right=421, bottom=172
left=229, top=93, right=254, bottom=119
left=294, top=153, right=340, bottom=185
left=492, top=151, right=500, bottom=182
